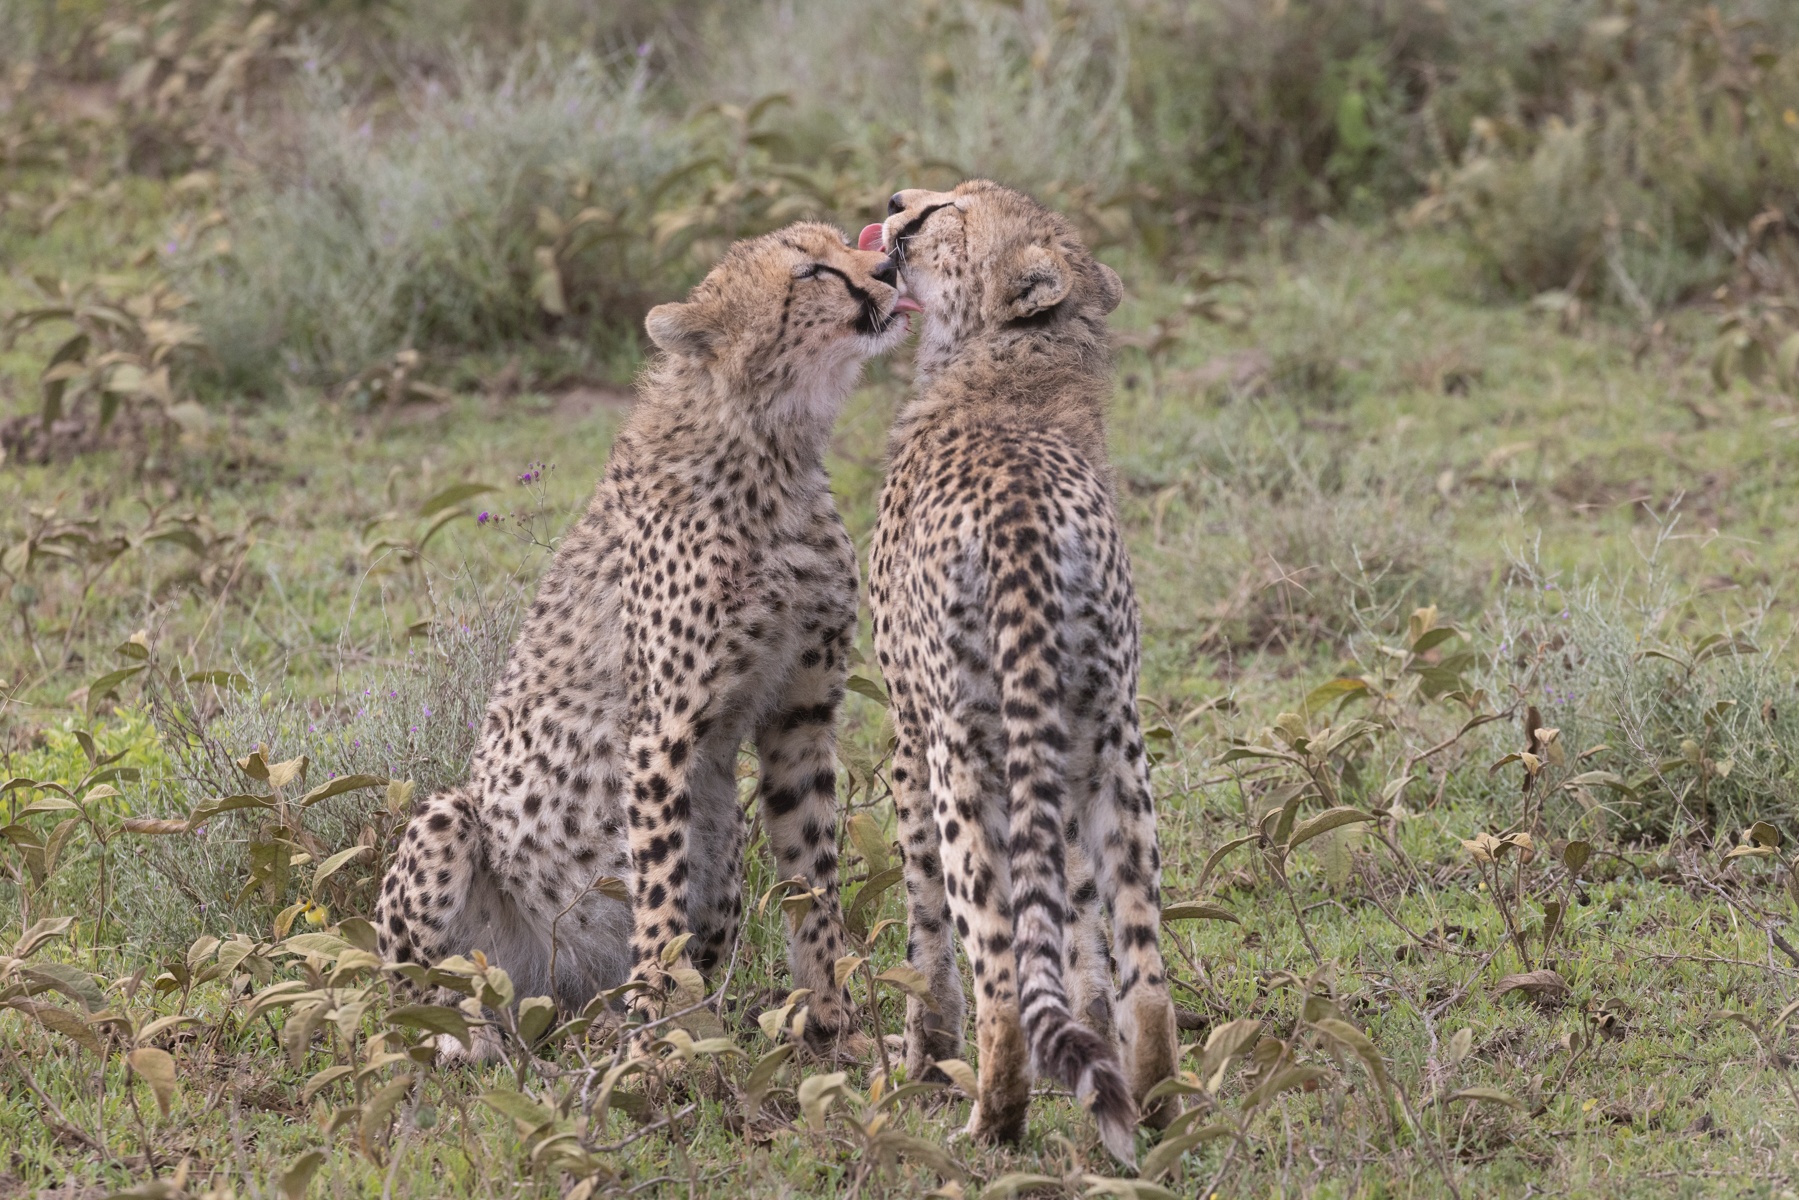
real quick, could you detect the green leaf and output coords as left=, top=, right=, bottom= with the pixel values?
left=359, top=1075, right=414, bottom=1146
left=980, top=1176, right=1062, bottom=1200
left=1242, top=1063, right=1329, bottom=1111
left=742, top=1042, right=795, bottom=1118
left=516, top=996, right=556, bottom=1046
left=279, top=1149, right=327, bottom=1200
left=381, top=1007, right=471, bottom=1050
left=1312, top=1017, right=1391, bottom=1099
left=86, top=664, right=146, bottom=717
left=833, top=955, right=867, bottom=990
left=13, top=916, right=74, bottom=958
left=1195, top=835, right=1256, bottom=894
left=1196, top=1018, right=1264, bottom=1094
left=797, top=1070, right=848, bottom=1131
left=1448, top=1086, right=1525, bottom=1110
left=22, top=961, right=106, bottom=1011
left=1161, top=901, right=1239, bottom=925
left=482, top=1086, right=550, bottom=1137
left=846, top=864, right=903, bottom=934
left=1139, top=1121, right=1233, bottom=1182
left=1301, top=677, right=1368, bottom=717
left=311, top=845, right=370, bottom=892
left=1287, top=806, right=1378, bottom=851
left=188, top=793, right=275, bottom=822
left=5, top=999, right=100, bottom=1053
left=128, top=1046, right=178, bottom=1118
left=875, top=963, right=938, bottom=1011
left=282, top=933, right=351, bottom=960
left=872, top=1131, right=963, bottom=1180
left=933, top=1057, right=978, bottom=1096
left=1409, top=626, right=1462, bottom=655
left=846, top=811, right=891, bottom=872
left=417, top=482, right=496, bottom=518
left=846, top=673, right=889, bottom=707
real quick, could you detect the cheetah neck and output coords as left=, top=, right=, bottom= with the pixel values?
left=896, top=320, right=1111, bottom=456
left=629, top=359, right=847, bottom=500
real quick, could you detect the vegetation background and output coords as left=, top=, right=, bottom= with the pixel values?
left=2, top=0, right=1799, bottom=1196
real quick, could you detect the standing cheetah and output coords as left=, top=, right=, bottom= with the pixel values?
left=863, top=182, right=1178, bottom=1162
left=376, top=223, right=916, bottom=1055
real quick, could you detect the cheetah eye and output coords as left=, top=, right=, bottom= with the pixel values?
left=792, top=263, right=822, bottom=280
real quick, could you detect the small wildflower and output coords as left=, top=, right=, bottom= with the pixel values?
left=637, top=40, right=651, bottom=57
left=1786, top=108, right=1798, bottom=128
left=477, top=511, right=491, bottom=525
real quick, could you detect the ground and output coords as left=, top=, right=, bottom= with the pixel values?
left=2, top=183, right=1799, bottom=1198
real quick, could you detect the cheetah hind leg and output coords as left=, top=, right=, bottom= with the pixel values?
left=376, top=785, right=505, bottom=1065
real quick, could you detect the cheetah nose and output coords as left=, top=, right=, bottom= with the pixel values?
left=888, top=193, right=906, bottom=216
left=871, top=257, right=898, bottom=288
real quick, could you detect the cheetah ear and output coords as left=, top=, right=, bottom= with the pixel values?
left=1094, top=263, right=1123, bottom=315
left=1003, top=243, right=1073, bottom=320
left=645, top=301, right=721, bottom=359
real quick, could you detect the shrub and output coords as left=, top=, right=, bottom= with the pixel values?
left=189, top=43, right=686, bottom=391
left=1420, top=3, right=1799, bottom=304
left=132, top=572, right=524, bottom=940
left=1130, top=405, right=1480, bottom=662
left=1481, top=548, right=1799, bottom=841
left=710, top=0, right=1136, bottom=230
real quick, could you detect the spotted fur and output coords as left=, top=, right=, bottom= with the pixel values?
left=376, top=223, right=912, bottom=1057
left=869, top=182, right=1179, bottom=1163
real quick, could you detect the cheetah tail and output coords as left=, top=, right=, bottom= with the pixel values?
left=995, top=606, right=1138, bottom=1166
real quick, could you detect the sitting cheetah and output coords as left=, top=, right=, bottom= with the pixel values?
left=375, top=222, right=916, bottom=1056
left=863, top=182, right=1178, bottom=1162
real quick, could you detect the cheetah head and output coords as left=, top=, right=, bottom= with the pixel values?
left=863, top=181, right=1122, bottom=362
left=644, top=222, right=914, bottom=414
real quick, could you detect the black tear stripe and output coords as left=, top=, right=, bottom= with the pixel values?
left=892, top=202, right=953, bottom=263
left=810, top=264, right=894, bottom=336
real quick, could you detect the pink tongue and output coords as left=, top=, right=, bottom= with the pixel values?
left=858, top=223, right=885, bottom=252
left=894, top=296, right=923, bottom=313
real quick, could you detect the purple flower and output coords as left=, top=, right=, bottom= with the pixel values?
left=637, top=41, right=652, bottom=57
left=164, top=240, right=179, bottom=255
left=477, top=511, right=490, bottom=524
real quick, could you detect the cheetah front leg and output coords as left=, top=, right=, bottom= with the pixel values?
left=754, top=636, right=857, bottom=1049
left=621, top=699, right=716, bottom=1026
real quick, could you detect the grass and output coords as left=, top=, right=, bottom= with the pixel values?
left=5, top=12, right=1799, bottom=1195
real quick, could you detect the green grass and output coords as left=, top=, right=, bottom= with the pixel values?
left=5, top=142, right=1799, bottom=1200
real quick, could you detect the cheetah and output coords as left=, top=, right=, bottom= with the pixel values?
left=862, top=182, right=1179, bottom=1163
left=375, top=222, right=917, bottom=1057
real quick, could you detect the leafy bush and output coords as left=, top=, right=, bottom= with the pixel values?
left=190, top=44, right=685, bottom=390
